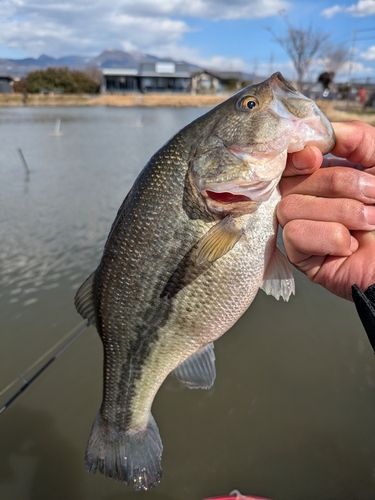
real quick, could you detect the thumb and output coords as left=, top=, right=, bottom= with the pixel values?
left=283, top=146, right=323, bottom=177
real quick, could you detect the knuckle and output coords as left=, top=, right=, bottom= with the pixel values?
left=277, top=195, right=296, bottom=225
left=327, top=168, right=354, bottom=196
left=338, top=199, right=364, bottom=226
left=283, top=220, right=307, bottom=249
left=329, top=223, right=349, bottom=249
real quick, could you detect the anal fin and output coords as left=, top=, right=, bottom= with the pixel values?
left=171, top=342, right=216, bottom=389
left=260, top=245, right=295, bottom=301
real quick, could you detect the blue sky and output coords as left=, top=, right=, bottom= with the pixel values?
left=0, top=0, right=374, bottom=82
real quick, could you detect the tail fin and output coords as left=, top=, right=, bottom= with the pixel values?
left=85, top=411, right=163, bottom=490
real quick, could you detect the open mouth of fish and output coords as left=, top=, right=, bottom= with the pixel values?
left=205, top=190, right=251, bottom=203
left=202, top=178, right=279, bottom=204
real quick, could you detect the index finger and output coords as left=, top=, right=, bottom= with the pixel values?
left=331, top=121, right=375, bottom=167
left=279, top=166, right=375, bottom=204
left=283, top=120, right=375, bottom=178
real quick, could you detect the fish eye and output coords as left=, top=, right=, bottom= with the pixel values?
left=240, top=96, right=259, bottom=111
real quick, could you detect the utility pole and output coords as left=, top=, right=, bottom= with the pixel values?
left=346, top=30, right=357, bottom=86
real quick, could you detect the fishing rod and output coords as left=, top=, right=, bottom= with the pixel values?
left=0, top=320, right=89, bottom=414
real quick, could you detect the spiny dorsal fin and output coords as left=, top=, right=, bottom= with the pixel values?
left=260, top=245, right=295, bottom=301
left=196, top=216, right=243, bottom=265
left=171, top=342, right=216, bottom=389
left=74, top=270, right=97, bottom=326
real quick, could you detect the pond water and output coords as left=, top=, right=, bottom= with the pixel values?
left=1, top=106, right=375, bottom=500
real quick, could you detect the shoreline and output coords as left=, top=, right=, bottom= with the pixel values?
left=0, top=92, right=374, bottom=124
left=0, top=92, right=230, bottom=108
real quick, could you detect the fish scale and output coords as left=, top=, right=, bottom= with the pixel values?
left=75, top=72, right=335, bottom=490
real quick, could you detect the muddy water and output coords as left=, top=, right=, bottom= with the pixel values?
left=1, top=106, right=375, bottom=500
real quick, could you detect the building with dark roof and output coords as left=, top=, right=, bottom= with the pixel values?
left=102, top=61, right=192, bottom=93
left=0, top=76, right=13, bottom=93
left=101, top=68, right=139, bottom=92
left=101, top=62, right=263, bottom=94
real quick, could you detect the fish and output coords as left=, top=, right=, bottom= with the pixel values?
left=74, top=72, right=335, bottom=491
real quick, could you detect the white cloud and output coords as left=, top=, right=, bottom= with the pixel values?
left=0, top=0, right=290, bottom=58
left=321, top=5, right=343, bottom=18
left=117, top=0, right=290, bottom=21
left=347, top=0, right=375, bottom=16
left=194, top=55, right=245, bottom=71
left=0, top=2, right=191, bottom=56
left=360, top=46, right=375, bottom=61
left=342, top=60, right=374, bottom=74
left=321, top=0, right=375, bottom=18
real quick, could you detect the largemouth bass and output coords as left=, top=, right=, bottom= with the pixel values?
left=75, top=73, right=334, bottom=490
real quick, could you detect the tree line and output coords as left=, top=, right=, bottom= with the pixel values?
left=13, top=67, right=101, bottom=94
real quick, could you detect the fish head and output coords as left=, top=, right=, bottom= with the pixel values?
left=191, top=72, right=335, bottom=218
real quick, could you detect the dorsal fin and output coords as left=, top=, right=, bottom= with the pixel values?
left=196, top=216, right=243, bottom=265
left=171, top=342, right=216, bottom=389
left=74, top=270, right=97, bottom=326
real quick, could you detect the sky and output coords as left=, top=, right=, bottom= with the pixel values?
left=0, top=0, right=375, bottom=82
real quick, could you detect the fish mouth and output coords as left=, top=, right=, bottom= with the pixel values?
left=203, top=178, right=280, bottom=204
left=205, top=190, right=252, bottom=203
left=268, top=74, right=335, bottom=154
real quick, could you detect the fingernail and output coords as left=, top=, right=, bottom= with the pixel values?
left=364, top=205, right=375, bottom=226
left=359, top=176, right=375, bottom=200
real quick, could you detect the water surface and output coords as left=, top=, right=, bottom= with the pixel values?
left=1, top=106, right=375, bottom=500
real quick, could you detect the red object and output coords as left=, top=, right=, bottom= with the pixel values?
left=202, top=496, right=271, bottom=500
left=358, top=88, right=367, bottom=104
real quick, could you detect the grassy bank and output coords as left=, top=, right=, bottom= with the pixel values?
left=1, top=92, right=374, bottom=125
left=0, top=92, right=228, bottom=108
left=0, top=93, right=95, bottom=107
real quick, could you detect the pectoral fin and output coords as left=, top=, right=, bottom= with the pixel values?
left=196, top=216, right=243, bottom=265
left=260, top=245, right=295, bottom=301
left=74, top=270, right=97, bottom=326
left=171, top=342, right=216, bottom=389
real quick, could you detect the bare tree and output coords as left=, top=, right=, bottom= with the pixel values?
left=324, top=44, right=349, bottom=74
left=85, top=66, right=104, bottom=87
left=268, top=19, right=329, bottom=90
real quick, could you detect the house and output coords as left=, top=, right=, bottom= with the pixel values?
left=139, top=61, right=191, bottom=92
left=191, top=71, right=221, bottom=93
left=0, top=76, right=13, bottom=93
left=101, top=61, right=192, bottom=93
left=101, top=68, right=138, bottom=92
left=100, top=62, right=263, bottom=94
left=208, top=71, right=261, bottom=91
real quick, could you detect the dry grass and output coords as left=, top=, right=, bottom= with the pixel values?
left=86, top=93, right=229, bottom=107
left=0, top=93, right=94, bottom=107
left=0, top=92, right=228, bottom=108
left=0, top=93, right=374, bottom=125
left=316, top=100, right=375, bottom=126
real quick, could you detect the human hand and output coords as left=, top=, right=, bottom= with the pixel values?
left=278, top=121, right=375, bottom=301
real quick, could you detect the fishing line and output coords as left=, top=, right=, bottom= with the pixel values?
left=0, top=319, right=89, bottom=414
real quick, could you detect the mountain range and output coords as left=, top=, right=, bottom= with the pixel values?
left=0, top=49, right=201, bottom=77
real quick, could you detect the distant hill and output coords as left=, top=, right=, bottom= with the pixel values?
left=0, top=54, right=88, bottom=77
left=88, top=49, right=159, bottom=68
left=0, top=49, right=201, bottom=77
